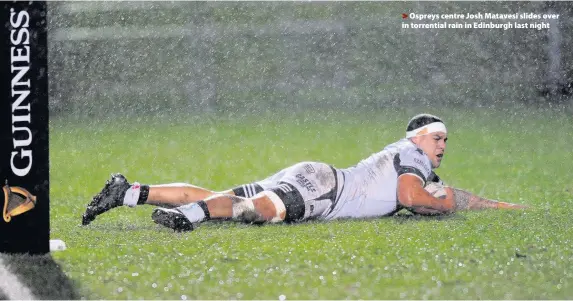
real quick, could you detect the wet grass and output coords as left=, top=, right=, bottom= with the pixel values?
left=48, top=108, right=573, bottom=299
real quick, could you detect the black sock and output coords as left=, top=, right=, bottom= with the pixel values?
left=137, top=185, right=149, bottom=205
left=196, top=200, right=211, bottom=220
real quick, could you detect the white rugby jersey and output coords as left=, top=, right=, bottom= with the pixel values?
left=325, top=138, right=434, bottom=219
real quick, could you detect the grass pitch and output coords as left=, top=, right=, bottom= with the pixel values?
left=48, top=108, right=573, bottom=299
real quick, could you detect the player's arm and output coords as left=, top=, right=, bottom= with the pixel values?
left=397, top=174, right=455, bottom=213
left=448, top=187, right=528, bottom=210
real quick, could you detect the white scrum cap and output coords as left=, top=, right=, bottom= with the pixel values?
left=405, top=114, right=447, bottom=138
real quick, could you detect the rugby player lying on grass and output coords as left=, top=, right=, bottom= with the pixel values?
left=82, top=114, right=527, bottom=231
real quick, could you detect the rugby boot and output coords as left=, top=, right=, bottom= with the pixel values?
left=82, top=173, right=131, bottom=225
left=151, top=208, right=195, bottom=232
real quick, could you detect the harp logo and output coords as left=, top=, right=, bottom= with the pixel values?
left=2, top=181, right=37, bottom=223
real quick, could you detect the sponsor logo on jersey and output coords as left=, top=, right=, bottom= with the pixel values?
left=303, top=164, right=316, bottom=174
left=295, top=174, right=316, bottom=193
left=414, top=158, right=430, bottom=174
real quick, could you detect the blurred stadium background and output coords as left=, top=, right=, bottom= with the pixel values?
left=48, top=1, right=573, bottom=118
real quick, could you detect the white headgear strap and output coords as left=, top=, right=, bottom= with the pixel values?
left=406, top=122, right=447, bottom=138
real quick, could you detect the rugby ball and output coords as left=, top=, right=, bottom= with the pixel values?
left=424, top=182, right=447, bottom=199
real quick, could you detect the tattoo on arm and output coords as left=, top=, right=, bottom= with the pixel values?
left=451, top=188, right=499, bottom=210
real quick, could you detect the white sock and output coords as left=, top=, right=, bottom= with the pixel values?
left=123, top=183, right=141, bottom=207
left=177, top=203, right=206, bottom=223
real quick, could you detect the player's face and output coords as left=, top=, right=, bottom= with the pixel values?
left=413, top=132, right=448, bottom=168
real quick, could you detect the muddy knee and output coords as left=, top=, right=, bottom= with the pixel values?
left=232, top=192, right=286, bottom=223
left=252, top=191, right=286, bottom=223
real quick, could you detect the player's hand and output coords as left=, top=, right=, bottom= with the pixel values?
left=442, top=187, right=456, bottom=212
left=496, top=201, right=529, bottom=209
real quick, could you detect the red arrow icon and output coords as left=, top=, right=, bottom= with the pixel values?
left=402, top=13, right=408, bottom=19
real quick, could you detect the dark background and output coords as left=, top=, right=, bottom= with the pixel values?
left=0, top=1, right=49, bottom=254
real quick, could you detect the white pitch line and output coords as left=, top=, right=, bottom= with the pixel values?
left=0, top=256, right=36, bottom=300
